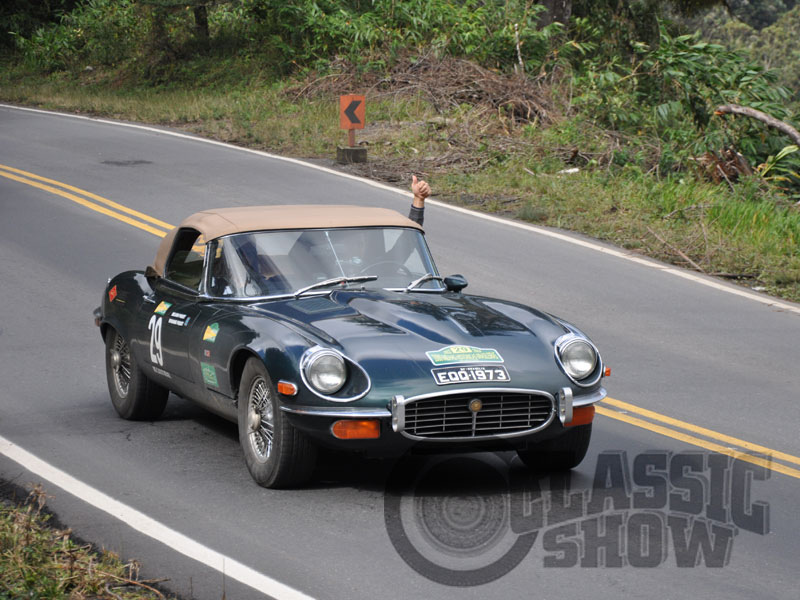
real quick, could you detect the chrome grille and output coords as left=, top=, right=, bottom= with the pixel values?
left=404, top=392, right=553, bottom=439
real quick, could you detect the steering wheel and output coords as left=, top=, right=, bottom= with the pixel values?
left=358, top=261, right=412, bottom=276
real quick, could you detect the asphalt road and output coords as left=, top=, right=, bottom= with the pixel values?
left=1, top=104, right=799, bottom=600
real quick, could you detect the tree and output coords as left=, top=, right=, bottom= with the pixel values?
left=0, top=0, right=79, bottom=49
left=537, top=0, right=573, bottom=27
left=727, top=0, right=794, bottom=29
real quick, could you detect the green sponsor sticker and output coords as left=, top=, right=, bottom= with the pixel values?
left=425, top=345, right=504, bottom=366
left=201, top=362, right=218, bottom=387
left=154, top=301, right=172, bottom=315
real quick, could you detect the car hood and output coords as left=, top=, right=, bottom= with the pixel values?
left=252, top=289, right=577, bottom=400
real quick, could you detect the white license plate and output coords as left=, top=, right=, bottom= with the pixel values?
left=431, top=365, right=510, bottom=386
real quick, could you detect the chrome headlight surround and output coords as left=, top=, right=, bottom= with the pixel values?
left=302, top=349, right=346, bottom=394
left=555, top=333, right=602, bottom=388
left=299, top=346, right=371, bottom=402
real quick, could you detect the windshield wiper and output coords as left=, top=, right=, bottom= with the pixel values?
left=292, top=276, right=378, bottom=298
left=405, top=273, right=444, bottom=292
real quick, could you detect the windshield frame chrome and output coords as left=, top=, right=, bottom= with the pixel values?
left=199, top=225, right=442, bottom=301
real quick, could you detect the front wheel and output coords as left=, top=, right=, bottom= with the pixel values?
left=105, top=328, right=168, bottom=420
left=237, top=358, right=317, bottom=488
left=516, top=424, right=592, bottom=472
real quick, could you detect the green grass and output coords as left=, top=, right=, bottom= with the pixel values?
left=0, top=486, right=172, bottom=599
left=1, top=57, right=799, bottom=302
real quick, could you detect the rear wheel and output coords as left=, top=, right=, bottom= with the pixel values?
left=516, top=424, right=592, bottom=472
left=238, top=357, right=317, bottom=488
left=105, top=328, right=168, bottom=420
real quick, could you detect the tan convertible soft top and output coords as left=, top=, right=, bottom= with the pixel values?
left=150, top=205, right=422, bottom=277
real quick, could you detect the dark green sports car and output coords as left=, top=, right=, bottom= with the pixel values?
left=96, top=205, right=607, bottom=488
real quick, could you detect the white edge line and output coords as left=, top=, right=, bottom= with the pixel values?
left=0, top=434, right=315, bottom=600
left=3, top=103, right=799, bottom=316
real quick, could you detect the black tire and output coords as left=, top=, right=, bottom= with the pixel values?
left=105, top=328, right=168, bottom=420
left=238, top=357, right=317, bottom=488
left=516, top=424, right=592, bottom=472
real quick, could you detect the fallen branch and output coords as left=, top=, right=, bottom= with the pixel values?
left=93, top=568, right=166, bottom=598
left=713, top=272, right=758, bottom=280
left=646, top=226, right=707, bottom=274
left=714, top=104, right=800, bottom=146
left=663, top=203, right=709, bottom=219
left=715, top=163, right=736, bottom=194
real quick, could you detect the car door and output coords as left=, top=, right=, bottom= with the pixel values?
left=141, top=227, right=208, bottom=389
left=143, top=281, right=203, bottom=385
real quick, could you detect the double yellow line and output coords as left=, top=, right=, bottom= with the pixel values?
left=4, top=163, right=800, bottom=481
left=597, top=399, right=800, bottom=479
left=0, top=164, right=173, bottom=237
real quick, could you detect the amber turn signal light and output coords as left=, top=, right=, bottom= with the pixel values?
left=331, top=419, right=381, bottom=440
left=277, top=381, right=298, bottom=396
left=604, top=366, right=611, bottom=377
left=566, top=405, right=595, bottom=427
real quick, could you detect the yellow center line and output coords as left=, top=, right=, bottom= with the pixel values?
left=0, top=169, right=170, bottom=238
left=602, top=396, right=800, bottom=467
left=0, top=163, right=174, bottom=231
left=5, top=164, right=800, bottom=480
left=596, top=406, right=800, bottom=480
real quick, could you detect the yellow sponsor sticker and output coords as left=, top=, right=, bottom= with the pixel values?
left=203, top=322, right=219, bottom=343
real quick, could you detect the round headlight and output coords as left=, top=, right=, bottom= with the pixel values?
left=560, top=339, right=597, bottom=380
left=305, top=351, right=346, bottom=395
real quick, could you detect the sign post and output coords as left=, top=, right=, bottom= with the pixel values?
left=337, top=94, right=367, bottom=164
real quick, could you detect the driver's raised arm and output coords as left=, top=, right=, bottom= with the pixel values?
left=408, top=175, right=430, bottom=226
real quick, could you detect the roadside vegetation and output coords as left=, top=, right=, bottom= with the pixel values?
left=1, top=0, right=799, bottom=302
left=0, top=485, right=173, bottom=599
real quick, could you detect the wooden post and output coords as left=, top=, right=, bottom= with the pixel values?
left=338, top=94, right=367, bottom=163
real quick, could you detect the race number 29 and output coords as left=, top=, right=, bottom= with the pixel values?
left=148, top=315, right=164, bottom=366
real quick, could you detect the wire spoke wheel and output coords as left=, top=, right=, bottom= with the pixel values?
left=247, top=376, right=275, bottom=463
left=237, top=358, right=316, bottom=488
left=111, top=334, right=132, bottom=398
left=104, top=328, right=168, bottom=421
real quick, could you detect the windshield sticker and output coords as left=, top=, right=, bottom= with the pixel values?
left=201, top=362, right=218, bottom=387
left=154, top=301, right=172, bottom=315
left=108, top=285, right=117, bottom=302
left=426, top=345, right=504, bottom=366
left=203, top=323, right=219, bottom=342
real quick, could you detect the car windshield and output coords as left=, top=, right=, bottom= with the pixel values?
left=206, top=227, right=443, bottom=298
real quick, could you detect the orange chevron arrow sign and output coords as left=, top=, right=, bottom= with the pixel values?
left=339, top=95, right=365, bottom=130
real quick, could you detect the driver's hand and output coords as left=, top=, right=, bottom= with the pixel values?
left=412, top=175, right=430, bottom=201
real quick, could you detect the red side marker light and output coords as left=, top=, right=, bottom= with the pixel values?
left=604, top=366, right=611, bottom=377
left=108, top=285, right=117, bottom=302
left=566, top=405, right=595, bottom=427
left=277, top=381, right=298, bottom=396
left=332, top=420, right=380, bottom=440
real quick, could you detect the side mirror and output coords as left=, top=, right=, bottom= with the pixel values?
left=444, top=274, right=468, bottom=292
